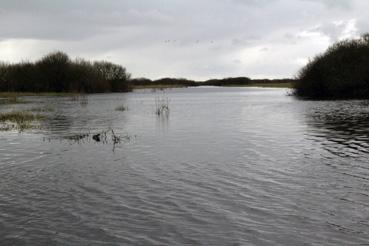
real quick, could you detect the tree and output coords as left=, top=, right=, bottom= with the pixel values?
left=295, top=34, right=369, bottom=99
left=94, top=61, right=131, bottom=92
left=36, top=51, right=71, bottom=92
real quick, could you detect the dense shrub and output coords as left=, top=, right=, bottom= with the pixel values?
left=0, top=51, right=131, bottom=93
left=295, top=34, right=369, bottom=99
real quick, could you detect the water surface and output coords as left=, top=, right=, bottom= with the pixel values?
left=1, top=87, right=369, bottom=245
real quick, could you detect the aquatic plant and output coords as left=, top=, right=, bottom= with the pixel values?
left=115, top=105, right=128, bottom=111
left=0, top=95, right=29, bottom=105
left=295, top=34, right=369, bottom=99
left=62, top=129, right=131, bottom=144
left=155, top=96, right=170, bottom=116
left=0, top=111, right=44, bottom=131
left=59, top=129, right=133, bottom=151
left=27, top=107, right=55, bottom=113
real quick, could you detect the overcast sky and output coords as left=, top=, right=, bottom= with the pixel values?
left=0, top=0, right=368, bottom=80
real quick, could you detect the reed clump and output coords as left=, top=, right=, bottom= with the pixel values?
left=115, top=105, right=128, bottom=111
left=155, top=96, right=170, bottom=116
left=0, top=111, right=44, bottom=131
left=27, top=107, right=55, bottom=113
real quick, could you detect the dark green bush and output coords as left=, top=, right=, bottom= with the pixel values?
left=0, top=51, right=131, bottom=93
left=295, top=34, right=369, bottom=99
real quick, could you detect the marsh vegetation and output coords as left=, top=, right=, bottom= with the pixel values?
left=155, top=96, right=170, bottom=116
left=0, top=111, right=44, bottom=131
left=115, top=105, right=128, bottom=111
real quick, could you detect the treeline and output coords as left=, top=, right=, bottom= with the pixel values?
left=295, top=34, right=369, bottom=99
left=131, top=77, right=295, bottom=87
left=202, top=77, right=251, bottom=86
left=0, top=51, right=131, bottom=93
left=0, top=51, right=295, bottom=93
left=131, top=77, right=198, bottom=87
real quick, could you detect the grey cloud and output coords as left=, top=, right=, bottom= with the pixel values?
left=0, top=0, right=368, bottom=79
left=302, top=0, right=353, bottom=8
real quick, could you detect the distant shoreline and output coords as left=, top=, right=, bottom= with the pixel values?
left=130, top=78, right=295, bottom=89
left=132, top=82, right=293, bottom=89
left=0, top=82, right=294, bottom=97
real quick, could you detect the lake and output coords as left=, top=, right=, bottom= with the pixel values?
left=1, top=87, right=369, bottom=245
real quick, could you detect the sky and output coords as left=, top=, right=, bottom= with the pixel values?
left=0, top=0, right=368, bottom=80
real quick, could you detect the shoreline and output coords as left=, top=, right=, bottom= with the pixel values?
left=0, top=83, right=294, bottom=98
left=132, top=82, right=294, bottom=89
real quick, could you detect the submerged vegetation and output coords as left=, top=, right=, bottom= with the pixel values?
left=295, top=34, right=369, bottom=99
left=0, top=51, right=131, bottom=93
left=62, top=129, right=129, bottom=144
left=155, top=96, right=170, bottom=116
left=0, top=111, right=44, bottom=131
left=27, top=107, right=55, bottom=113
left=115, top=105, right=128, bottom=111
left=0, top=96, right=27, bottom=105
left=50, top=129, right=134, bottom=152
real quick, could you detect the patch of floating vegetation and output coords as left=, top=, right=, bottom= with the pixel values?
left=115, top=105, right=128, bottom=111
left=63, top=133, right=91, bottom=142
left=62, top=129, right=133, bottom=144
left=0, top=111, right=44, bottom=131
left=46, top=129, right=134, bottom=151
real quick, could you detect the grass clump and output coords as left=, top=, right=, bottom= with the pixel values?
left=0, top=111, right=44, bottom=131
left=295, top=34, right=369, bottom=99
left=0, top=95, right=29, bottom=105
left=27, top=107, right=55, bottom=113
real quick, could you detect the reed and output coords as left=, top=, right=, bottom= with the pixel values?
left=0, top=111, right=44, bottom=131
left=115, top=105, right=128, bottom=111
left=155, top=96, right=170, bottom=116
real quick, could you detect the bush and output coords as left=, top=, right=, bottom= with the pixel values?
left=0, top=51, right=131, bottom=93
left=295, top=34, right=369, bottom=99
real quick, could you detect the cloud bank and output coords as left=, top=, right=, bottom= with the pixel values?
left=0, top=0, right=368, bottom=79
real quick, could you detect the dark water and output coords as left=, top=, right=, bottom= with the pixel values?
left=1, top=87, right=369, bottom=245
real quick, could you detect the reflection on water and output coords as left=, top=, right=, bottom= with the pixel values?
left=305, top=100, right=369, bottom=157
left=1, top=87, right=369, bottom=245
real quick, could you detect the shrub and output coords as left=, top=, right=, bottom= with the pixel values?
left=0, top=51, right=131, bottom=93
left=295, top=34, right=369, bottom=99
